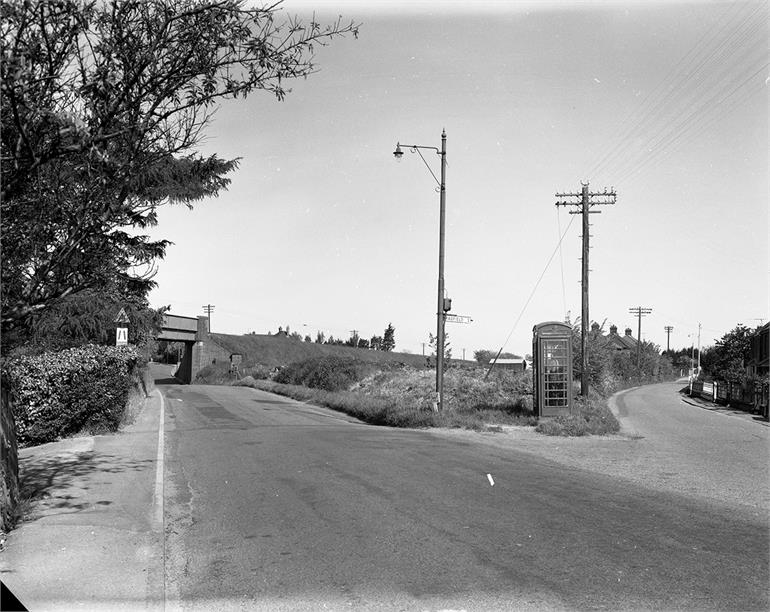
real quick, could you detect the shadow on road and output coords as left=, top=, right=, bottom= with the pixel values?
left=19, top=451, right=154, bottom=515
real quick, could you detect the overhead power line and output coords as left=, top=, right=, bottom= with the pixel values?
left=584, top=2, right=767, bottom=186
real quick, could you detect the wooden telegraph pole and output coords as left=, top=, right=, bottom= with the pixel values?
left=629, top=306, right=653, bottom=369
left=555, top=182, right=616, bottom=397
left=664, top=325, right=674, bottom=352
left=202, top=304, right=215, bottom=332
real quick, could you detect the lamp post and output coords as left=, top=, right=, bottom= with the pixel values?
left=393, top=129, right=447, bottom=410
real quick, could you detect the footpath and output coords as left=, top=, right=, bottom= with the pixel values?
left=0, top=391, right=165, bottom=611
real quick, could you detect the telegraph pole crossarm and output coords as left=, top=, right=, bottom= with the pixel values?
left=555, top=182, right=617, bottom=397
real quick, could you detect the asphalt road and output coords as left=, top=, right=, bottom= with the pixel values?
left=157, top=374, right=769, bottom=611
left=611, top=381, right=769, bottom=510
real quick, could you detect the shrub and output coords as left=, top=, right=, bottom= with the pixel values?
left=1, top=345, right=142, bottom=446
left=274, top=356, right=368, bottom=392
left=535, top=395, right=620, bottom=437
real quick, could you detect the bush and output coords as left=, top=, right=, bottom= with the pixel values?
left=1, top=345, right=142, bottom=446
left=274, top=356, right=368, bottom=392
left=535, top=394, right=620, bottom=437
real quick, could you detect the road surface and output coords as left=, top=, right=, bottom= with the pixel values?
left=158, top=374, right=769, bottom=610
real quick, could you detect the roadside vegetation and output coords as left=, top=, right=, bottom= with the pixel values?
left=234, top=361, right=537, bottom=431
left=1, top=345, right=146, bottom=447
left=198, top=346, right=621, bottom=436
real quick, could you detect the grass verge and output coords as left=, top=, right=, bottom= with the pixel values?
left=535, top=395, right=620, bottom=436
left=236, top=373, right=537, bottom=431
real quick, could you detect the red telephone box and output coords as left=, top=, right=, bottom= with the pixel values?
left=533, top=321, right=573, bottom=417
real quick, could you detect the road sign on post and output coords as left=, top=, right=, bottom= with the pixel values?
left=115, top=326, right=128, bottom=346
left=114, top=307, right=129, bottom=346
left=445, top=314, right=473, bottom=324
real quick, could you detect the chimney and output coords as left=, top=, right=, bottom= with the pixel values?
left=625, top=328, right=633, bottom=337
left=610, top=325, right=618, bottom=335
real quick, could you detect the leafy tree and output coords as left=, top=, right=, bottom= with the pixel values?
left=369, top=335, right=383, bottom=351
left=429, top=332, right=452, bottom=360
left=1, top=0, right=358, bottom=338
left=315, top=331, right=325, bottom=344
left=304, top=335, right=312, bottom=343
left=382, top=323, right=395, bottom=352
left=357, top=338, right=370, bottom=349
left=700, top=324, right=756, bottom=383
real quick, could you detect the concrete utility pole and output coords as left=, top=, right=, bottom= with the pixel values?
left=555, top=182, right=616, bottom=397
left=629, top=306, right=653, bottom=369
left=664, top=325, right=674, bottom=352
left=202, top=304, right=215, bottom=332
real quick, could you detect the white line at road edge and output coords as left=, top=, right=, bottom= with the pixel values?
left=152, top=389, right=165, bottom=530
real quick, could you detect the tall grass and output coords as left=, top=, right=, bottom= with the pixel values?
left=236, top=365, right=537, bottom=430
left=225, top=357, right=619, bottom=436
left=534, top=392, right=620, bottom=436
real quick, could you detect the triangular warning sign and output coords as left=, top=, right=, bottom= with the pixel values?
left=114, top=307, right=130, bottom=324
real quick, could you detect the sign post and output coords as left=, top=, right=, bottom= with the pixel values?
left=114, top=307, right=130, bottom=347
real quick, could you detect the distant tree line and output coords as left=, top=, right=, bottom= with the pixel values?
left=268, top=323, right=397, bottom=352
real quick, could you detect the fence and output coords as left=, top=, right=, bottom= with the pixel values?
left=690, top=379, right=769, bottom=420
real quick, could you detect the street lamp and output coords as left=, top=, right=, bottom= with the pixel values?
left=393, top=130, right=448, bottom=410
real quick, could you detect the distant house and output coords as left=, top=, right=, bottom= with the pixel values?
left=747, top=322, right=769, bottom=378
left=489, top=358, right=527, bottom=372
left=606, top=325, right=638, bottom=351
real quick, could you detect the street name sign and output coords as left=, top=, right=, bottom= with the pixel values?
left=445, top=314, right=473, bottom=324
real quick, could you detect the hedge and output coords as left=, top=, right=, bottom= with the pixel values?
left=1, top=344, right=142, bottom=447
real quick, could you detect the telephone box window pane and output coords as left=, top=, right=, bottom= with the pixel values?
left=542, top=340, right=568, bottom=407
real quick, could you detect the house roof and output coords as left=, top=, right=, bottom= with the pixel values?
left=607, top=327, right=637, bottom=350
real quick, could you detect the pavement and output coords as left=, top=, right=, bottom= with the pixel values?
left=0, top=390, right=165, bottom=611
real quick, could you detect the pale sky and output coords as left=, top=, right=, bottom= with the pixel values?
left=147, top=0, right=768, bottom=358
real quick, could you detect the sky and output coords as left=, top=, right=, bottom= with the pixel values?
left=146, top=0, right=768, bottom=359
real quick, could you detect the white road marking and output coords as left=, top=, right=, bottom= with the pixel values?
left=487, top=473, right=495, bottom=486
left=152, top=389, right=165, bottom=530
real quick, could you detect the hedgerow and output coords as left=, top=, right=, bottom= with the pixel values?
left=1, top=345, right=142, bottom=447
left=274, top=356, right=370, bottom=392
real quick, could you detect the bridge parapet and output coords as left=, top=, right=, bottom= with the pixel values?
left=159, top=314, right=199, bottom=342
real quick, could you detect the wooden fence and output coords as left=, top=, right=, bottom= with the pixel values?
left=690, top=379, right=769, bottom=420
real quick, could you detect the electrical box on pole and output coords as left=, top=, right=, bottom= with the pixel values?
left=532, top=321, right=573, bottom=418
